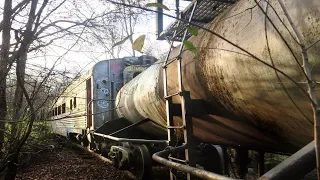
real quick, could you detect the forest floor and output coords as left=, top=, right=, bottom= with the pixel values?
left=15, top=136, right=134, bottom=180
left=12, top=131, right=318, bottom=180
left=14, top=134, right=175, bottom=180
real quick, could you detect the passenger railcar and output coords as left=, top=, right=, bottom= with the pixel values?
left=50, top=55, right=157, bottom=144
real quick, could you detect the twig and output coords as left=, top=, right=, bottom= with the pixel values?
left=306, top=39, right=320, bottom=51
left=254, top=0, right=310, bottom=81
left=277, top=0, right=320, bottom=179
left=263, top=0, right=311, bottom=124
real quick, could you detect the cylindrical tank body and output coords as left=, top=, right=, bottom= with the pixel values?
left=116, top=0, right=320, bottom=153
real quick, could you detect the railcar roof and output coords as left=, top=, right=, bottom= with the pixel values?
left=54, top=58, right=121, bottom=104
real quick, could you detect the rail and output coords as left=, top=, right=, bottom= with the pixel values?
left=152, top=144, right=237, bottom=180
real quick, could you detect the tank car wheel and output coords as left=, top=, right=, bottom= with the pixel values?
left=200, top=145, right=224, bottom=174
left=131, top=145, right=152, bottom=180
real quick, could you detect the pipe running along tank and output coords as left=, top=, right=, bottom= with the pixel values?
left=115, top=0, right=320, bottom=153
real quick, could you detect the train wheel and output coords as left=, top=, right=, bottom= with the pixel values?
left=112, top=155, right=120, bottom=169
left=201, top=145, right=224, bottom=174
left=131, top=145, right=152, bottom=180
left=80, top=135, right=89, bottom=147
left=98, top=142, right=109, bottom=156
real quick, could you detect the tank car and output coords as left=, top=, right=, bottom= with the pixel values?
left=116, top=0, right=320, bottom=154
left=113, top=0, right=319, bottom=179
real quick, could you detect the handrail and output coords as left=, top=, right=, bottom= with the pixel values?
left=258, top=140, right=315, bottom=180
left=93, top=132, right=168, bottom=144
left=152, top=144, right=237, bottom=180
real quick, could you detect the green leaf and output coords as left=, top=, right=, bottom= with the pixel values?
left=187, top=27, right=198, bottom=36
left=145, top=3, right=169, bottom=10
left=183, top=40, right=198, bottom=56
left=132, top=35, right=146, bottom=53
left=112, top=34, right=132, bottom=48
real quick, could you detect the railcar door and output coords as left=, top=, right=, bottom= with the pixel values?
left=86, top=78, right=93, bottom=128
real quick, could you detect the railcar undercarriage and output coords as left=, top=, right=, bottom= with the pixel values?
left=69, top=115, right=317, bottom=180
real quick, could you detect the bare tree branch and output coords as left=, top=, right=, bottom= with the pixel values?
left=277, top=1, right=320, bottom=178
left=104, top=0, right=313, bottom=101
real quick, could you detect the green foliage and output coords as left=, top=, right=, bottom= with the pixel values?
left=165, top=26, right=198, bottom=37
left=145, top=3, right=169, bottom=10
left=264, top=153, right=288, bottom=165
left=26, top=122, right=54, bottom=145
left=187, top=27, right=198, bottom=36
left=183, top=40, right=198, bottom=56
left=132, top=35, right=146, bottom=53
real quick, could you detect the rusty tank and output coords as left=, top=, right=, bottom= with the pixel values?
left=115, top=0, right=320, bottom=153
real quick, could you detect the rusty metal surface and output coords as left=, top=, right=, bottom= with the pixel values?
left=192, top=0, right=320, bottom=151
left=115, top=63, right=167, bottom=137
left=115, top=0, right=320, bottom=153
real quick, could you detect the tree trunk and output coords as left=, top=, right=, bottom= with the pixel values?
left=11, top=52, right=27, bottom=137
left=0, top=0, right=13, bottom=152
left=4, top=156, right=18, bottom=180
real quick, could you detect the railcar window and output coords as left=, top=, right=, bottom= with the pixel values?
left=62, top=103, right=66, bottom=114
left=74, top=97, right=77, bottom=108
left=55, top=107, right=57, bottom=116
left=70, top=99, right=73, bottom=110
left=58, top=106, right=61, bottom=115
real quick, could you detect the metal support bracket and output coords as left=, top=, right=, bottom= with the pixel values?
left=152, top=144, right=236, bottom=180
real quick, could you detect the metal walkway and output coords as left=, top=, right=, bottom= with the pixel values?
left=158, top=0, right=236, bottom=41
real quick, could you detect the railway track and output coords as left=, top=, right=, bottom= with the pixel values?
left=67, top=138, right=188, bottom=180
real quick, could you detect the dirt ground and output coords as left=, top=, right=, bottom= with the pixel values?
left=16, top=138, right=135, bottom=180
left=14, top=136, right=177, bottom=180
left=17, top=136, right=312, bottom=180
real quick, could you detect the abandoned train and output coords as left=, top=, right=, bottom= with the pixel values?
left=50, top=55, right=157, bottom=138
left=50, top=0, right=320, bottom=179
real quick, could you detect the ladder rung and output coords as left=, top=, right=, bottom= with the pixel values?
left=162, top=57, right=179, bottom=68
left=167, top=125, right=185, bottom=129
left=170, top=27, right=185, bottom=40
left=164, top=92, right=181, bottom=99
left=169, top=156, right=188, bottom=164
